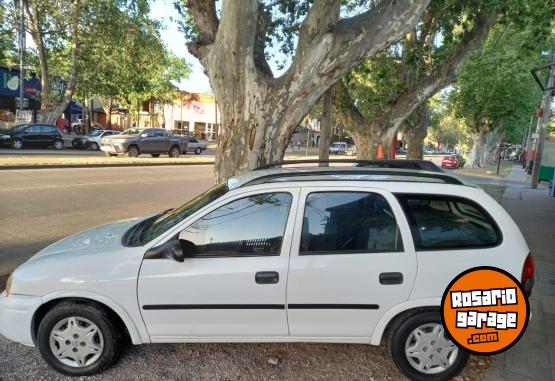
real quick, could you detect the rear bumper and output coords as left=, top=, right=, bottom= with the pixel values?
left=0, top=292, right=42, bottom=346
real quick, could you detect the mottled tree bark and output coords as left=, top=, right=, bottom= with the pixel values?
left=318, top=88, right=333, bottom=166
left=186, top=0, right=430, bottom=181
left=404, top=105, right=430, bottom=159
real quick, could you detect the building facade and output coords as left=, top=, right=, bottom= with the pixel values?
left=163, top=91, right=220, bottom=140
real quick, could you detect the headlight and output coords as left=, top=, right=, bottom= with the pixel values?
left=4, top=274, right=12, bottom=296
left=1, top=134, right=10, bottom=139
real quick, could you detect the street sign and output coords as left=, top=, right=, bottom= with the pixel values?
left=15, top=97, right=29, bottom=108
left=15, top=109, right=32, bottom=124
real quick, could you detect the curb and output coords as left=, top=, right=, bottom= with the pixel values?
left=0, top=161, right=215, bottom=170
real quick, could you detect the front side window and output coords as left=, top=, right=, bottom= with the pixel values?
left=27, top=125, right=42, bottom=133
left=179, top=192, right=292, bottom=257
left=300, top=192, right=402, bottom=254
left=396, top=194, right=501, bottom=250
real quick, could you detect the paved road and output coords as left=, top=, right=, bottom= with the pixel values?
left=0, top=165, right=215, bottom=279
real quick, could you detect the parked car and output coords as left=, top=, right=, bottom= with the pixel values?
left=345, top=145, right=356, bottom=156
left=424, top=147, right=435, bottom=155
left=441, top=155, right=460, bottom=169
left=100, top=128, right=188, bottom=157
left=354, top=159, right=444, bottom=172
left=456, top=154, right=466, bottom=168
left=72, top=130, right=121, bottom=151
left=329, top=141, right=348, bottom=154
left=184, top=136, right=207, bottom=155
left=0, top=165, right=533, bottom=380
left=0, top=123, right=64, bottom=150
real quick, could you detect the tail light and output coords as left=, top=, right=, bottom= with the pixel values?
left=521, top=253, right=535, bottom=297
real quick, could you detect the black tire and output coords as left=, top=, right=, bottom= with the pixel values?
left=388, top=311, right=468, bottom=381
left=90, top=142, right=99, bottom=151
left=127, top=145, right=139, bottom=157
left=150, top=153, right=160, bottom=158
left=53, top=140, right=64, bottom=150
left=11, top=139, right=23, bottom=149
left=36, top=301, right=124, bottom=376
left=194, top=147, right=202, bottom=155
left=169, top=146, right=180, bottom=158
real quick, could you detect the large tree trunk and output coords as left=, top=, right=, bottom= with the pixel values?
left=186, top=0, right=431, bottom=181
left=404, top=105, right=430, bottom=159
left=26, top=0, right=80, bottom=126
left=467, top=130, right=486, bottom=168
left=318, top=88, right=333, bottom=165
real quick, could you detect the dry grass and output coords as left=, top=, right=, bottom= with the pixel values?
left=457, top=161, right=512, bottom=179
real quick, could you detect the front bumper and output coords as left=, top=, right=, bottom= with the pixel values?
left=100, top=143, right=125, bottom=153
left=0, top=291, right=42, bottom=346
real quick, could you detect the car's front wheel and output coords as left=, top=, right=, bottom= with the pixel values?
left=53, top=140, right=64, bottom=150
left=126, top=145, right=139, bottom=157
left=37, top=301, right=124, bottom=376
left=194, top=147, right=202, bottom=155
left=388, top=311, right=468, bottom=381
left=90, top=142, right=99, bottom=151
left=11, top=139, right=23, bottom=149
left=169, top=146, right=180, bottom=158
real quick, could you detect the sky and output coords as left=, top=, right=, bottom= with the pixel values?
left=150, top=0, right=212, bottom=93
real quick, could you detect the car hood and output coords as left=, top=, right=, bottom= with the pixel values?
left=102, top=134, right=137, bottom=141
left=28, top=217, right=143, bottom=262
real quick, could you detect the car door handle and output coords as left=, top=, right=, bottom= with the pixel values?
left=255, top=271, right=279, bottom=284
left=379, top=272, right=403, bottom=285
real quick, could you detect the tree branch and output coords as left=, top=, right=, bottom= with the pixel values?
left=329, top=0, right=431, bottom=67
left=385, top=14, right=497, bottom=133
left=63, top=0, right=79, bottom=103
left=186, top=0, right=219, bottom=58
left=253, top=2, right=272, bottom=78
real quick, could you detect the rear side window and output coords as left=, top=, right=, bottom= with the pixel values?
left=300, top=192, right=402, bottom=254
left=396, top=194, right=501, bottom=250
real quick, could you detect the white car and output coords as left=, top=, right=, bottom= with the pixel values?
left=0, top=166, right=534, bottom=380
left=185, top=136, right=207, bottom=155
left=329, top=141, right=348, bottom=154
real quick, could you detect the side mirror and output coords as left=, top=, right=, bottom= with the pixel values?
left=144, top=239, right=185, bottom=262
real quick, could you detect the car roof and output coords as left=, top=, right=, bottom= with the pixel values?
left=227, top=165, right=476, bottom=190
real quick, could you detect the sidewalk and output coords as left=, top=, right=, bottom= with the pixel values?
left=483, top=165, right=555, bottom=381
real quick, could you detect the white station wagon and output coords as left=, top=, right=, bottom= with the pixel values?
left=0, top=165, right=534, bottom=380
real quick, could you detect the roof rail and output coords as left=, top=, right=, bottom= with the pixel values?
left=242, top=168, right=464, bottom=187
left=255, top=159, right=364, bottom=170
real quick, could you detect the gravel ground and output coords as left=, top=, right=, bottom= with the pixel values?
left=0, top=335, right=489, bottom=381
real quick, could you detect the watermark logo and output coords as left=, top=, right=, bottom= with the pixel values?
left=441, top=267, right=529, bottom=355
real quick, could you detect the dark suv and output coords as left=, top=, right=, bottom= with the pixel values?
left=0, top=124, right=64, bottom=150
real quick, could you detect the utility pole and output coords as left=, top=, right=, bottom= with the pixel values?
left=530, top=55, right=555, bottom=189
left=18, top=0, right=25, bottom=114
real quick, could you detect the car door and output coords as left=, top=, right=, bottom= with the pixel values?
left=286, top=186, right=417, bottom=338
left=23, top=125, right=42, bottom=146
left=138, top=188, right=299, bottom=340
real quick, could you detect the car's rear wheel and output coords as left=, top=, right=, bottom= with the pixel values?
left=11, top=139, right=23, bottom=149
left=388, top=311, right=468, bottom=381
left=53, top=140, right=64, bottom=150
left=169, top=146, right=180, bottom=158
left=126, top=145, right=139, bottom=157
left=37, top=301, right=124, bottom=376
left=151, top=153, right=160, bottom=157
left=194, top=147, right=202, bottom=155
left=90, top=142, right=99, bottom=151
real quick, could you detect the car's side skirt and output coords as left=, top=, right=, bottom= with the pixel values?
left=149, top=336, right=373, bottom=344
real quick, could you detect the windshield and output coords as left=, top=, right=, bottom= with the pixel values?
left=89, top=130, right=102, bottom=136
left=139, top=182, right=228, bottom=245
left=121, top=128, right=143, bottom=135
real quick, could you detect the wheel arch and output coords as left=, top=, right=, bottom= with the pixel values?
left=370, top=298, right=441, bottom=345
left=33, top=292, right=147, bottom=346
left=127, top=144, right=140, bottom=154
